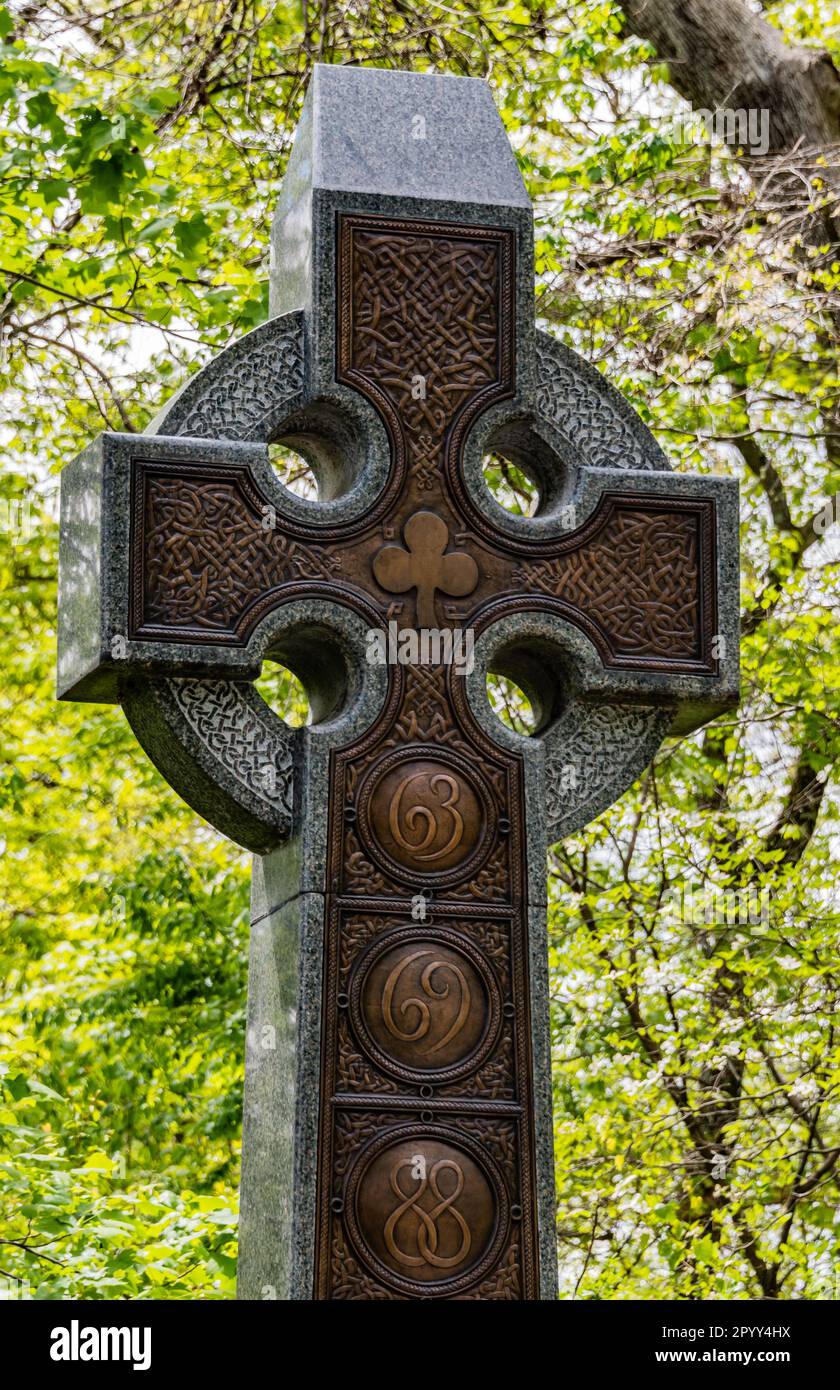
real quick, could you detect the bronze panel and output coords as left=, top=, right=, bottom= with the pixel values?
left=336, top=216, right=513, bottom=483
left=317, top=664, right=537, bottom=1298
left=128, top=215, right=718, bottom=677
left=356, top=748, right=495, bottom=885
left=121, top=215, right=727, bottom=1297
left=315, top=219, right=534, bottom=1299
left=128, top=475, right=718, bottom=673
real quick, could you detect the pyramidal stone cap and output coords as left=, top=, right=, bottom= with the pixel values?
left=270, top=63, right=533, bottom=319
left=291, top=62, right=529, bottom=205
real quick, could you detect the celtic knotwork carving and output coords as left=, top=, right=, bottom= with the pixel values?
left=461, top=1241, right=521, bottom=1300
left=545, top=702, right=672, bottom=843
left=163, top=314, right=305, bottom=443
left=343, top=841, right=387, bottom=897
left=413, top=433, right=439, bottom=491
left=336, top=1015, right=400, bottom=1095
left=333, top=1111, right=383, bottom=1181
left=534, top=331, right=668, bottom=473
left=338, top=915, right=388, bottom=977
left=449, top=841, right=510, bottom=902
left=141, top=475, right=340, bottom=633
left=514, top=506, right=702, bottom=660
left=466, top=921, right=510, bottom=984
left=453, top=1116, right=518, bottom=1187
left=344, top=223, right=503, bottom=491
left=164, top=678, right=294, bottom=821
left=331, top=1225, right=399, bottom=1302
left=453, top=1030, right=515, bottom=1101
left=392, top=664, right=455, bottom=743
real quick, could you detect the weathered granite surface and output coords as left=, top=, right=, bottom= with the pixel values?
left=237, top=604, right=388, bottom=1299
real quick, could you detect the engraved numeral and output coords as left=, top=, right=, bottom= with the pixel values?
left=384, top=1157, right=471, bottom=1269
left=388, top=770, right=464, bottom=862
left=381, top=950, right=471, bottom=1054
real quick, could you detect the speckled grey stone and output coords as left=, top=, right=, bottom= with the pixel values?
left=269, top=64, right=529, bottom=326
left=270, top=64, right=537, bottom=465
left=148, top=312, right=307, bottom=441
left=237, top=605, right=388, bottom=1299
left=57, top=434, right=105, bottom=703
left=57, top=431, right=273, bottom=704
left=122, top=677, right=295, bottom=854
left=465, top=611, right=675, bottom=845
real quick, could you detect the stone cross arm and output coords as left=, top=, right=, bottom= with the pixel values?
left=57, top=65, right=739, bottom=1301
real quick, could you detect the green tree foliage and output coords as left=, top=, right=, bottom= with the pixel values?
left=1, top=0, right=838, bottom=1299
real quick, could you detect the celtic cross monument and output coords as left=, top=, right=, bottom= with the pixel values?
left=57, top=65, right=739, bottom=1301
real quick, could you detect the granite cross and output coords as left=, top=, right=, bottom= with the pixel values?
left=57, top=65, right=739, bottom=1301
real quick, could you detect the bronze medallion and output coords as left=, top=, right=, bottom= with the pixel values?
left=356, top=747, right=496, bottom=886
left=348, top=926, right=502, bottom=1085
left=345, top=1124, right=509, bottom=1295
